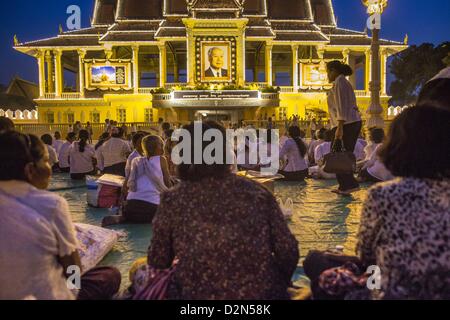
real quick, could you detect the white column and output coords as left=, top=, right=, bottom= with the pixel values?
left=45, top=51, right=54, bottom=93
left=380, top=48, right=388, bottom=96
left=265, top=44, right=273, bottom=86
left=365, top=48, right=372, bottom=93
left=78, top=49, right=86, bottom=98
left=36, top=51, right=46, bottom=97
left=132, top=46, right=140, bottom=93
left=54, top=50, right=63, bottom=97
left=342, top=48, right=350, bottom=64
left=292, top=45, right=299, bottom=91
left=158, top=44, right=167, bottom=88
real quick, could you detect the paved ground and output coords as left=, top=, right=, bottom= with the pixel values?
left=50, top=174, right=370, bottom=289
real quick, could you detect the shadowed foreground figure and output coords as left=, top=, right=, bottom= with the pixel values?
left=147, top=122, right=300, bottom=300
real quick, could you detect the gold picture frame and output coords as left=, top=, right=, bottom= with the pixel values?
left=84, top=62, right=132, bottom=90
left=201, top=41, right=232, bottom=83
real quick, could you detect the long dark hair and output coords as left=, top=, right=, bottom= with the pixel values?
left=327, top=60, right=353, bottom=77
left=0, top=131, right=45, bottom=181
left=78, top=130, right=89, bottom=152
left=177, top=122, right=231, bottom=182
left=288, top=126, right=307, bottom=158
left=379, top=105, right=450, bottom=180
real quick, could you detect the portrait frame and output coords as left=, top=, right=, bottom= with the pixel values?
left=84, top=61, right=132, bottom=90
left=301, top=63, right=330, bottom=88
left=196, top=36, right=237, bottom=84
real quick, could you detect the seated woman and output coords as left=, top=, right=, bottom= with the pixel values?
left=102, top=135, right=172, bottom=226
left=357, top=128, right=393, bottom=183
left=358, top=105, right=450, bottom=299
left=125, top=132, right=147, bottom=179
left=308, top=128, right=326, bottom=166
left=58, top=132, right=77, bottom=173
left=0, top=131, right=121, bottom=300
left=145, top=122, right=299, bottom=300
left=309, top=130, right=336, bottom=180
left=279, top=126, right=309, bottom=181
left=41, top=134, right=59, bottom=170
left=69, top=130, right=97, bottom=180
left=356, top=128, right=384, bottom=171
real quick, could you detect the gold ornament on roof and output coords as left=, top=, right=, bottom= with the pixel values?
left=404, top=34, right=409, bottom=45
left=362, top=0, right=388, bottom=14
left=13, top=35, right=19, bottom=46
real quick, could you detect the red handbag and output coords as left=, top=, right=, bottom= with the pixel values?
left=133, top=262, right=178, bottom=300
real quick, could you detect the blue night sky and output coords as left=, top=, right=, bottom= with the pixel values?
left=0, top=0, right=449, bottom=86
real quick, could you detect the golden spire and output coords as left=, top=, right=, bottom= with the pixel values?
left=59, top=24, right=63, bottom=34
left=13, top=34, right=19, bottom=46
left=362, top=0, right=388, bottom=14
left=404, top=34, right=409, bottom=45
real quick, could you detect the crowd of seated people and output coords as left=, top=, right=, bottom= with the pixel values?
left=0, top=66, right=448, bottom=300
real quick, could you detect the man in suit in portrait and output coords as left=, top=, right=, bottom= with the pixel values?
left=204, top=47, right=228, bottom=78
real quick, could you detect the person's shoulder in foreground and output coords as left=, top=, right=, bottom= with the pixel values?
left=366, top=176, right=450, bottom=205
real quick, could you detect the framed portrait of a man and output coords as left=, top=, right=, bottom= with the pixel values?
left=201, top=42, right=232, bottom=82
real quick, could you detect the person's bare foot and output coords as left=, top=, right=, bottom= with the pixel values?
left=102, top=215, right=125, bottom=227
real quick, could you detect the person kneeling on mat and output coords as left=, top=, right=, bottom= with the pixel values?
left=102, top=135, right=172, bottom=226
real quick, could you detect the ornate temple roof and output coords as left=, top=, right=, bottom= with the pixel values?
left=116, top=0, right=163, bottom=20
left=15, top=0, right=405, bottom=50
left=92, top=0, right=117, bottom=26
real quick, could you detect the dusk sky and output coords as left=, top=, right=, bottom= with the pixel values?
left=0, top=0, right=449, bottom=85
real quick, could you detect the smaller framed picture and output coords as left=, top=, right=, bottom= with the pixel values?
left=85, top=62, right=131, bottom=90
left=302, top=64, right=329, bottom=87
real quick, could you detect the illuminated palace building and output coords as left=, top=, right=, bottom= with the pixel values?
left=15, top=0, right=406, bottom=124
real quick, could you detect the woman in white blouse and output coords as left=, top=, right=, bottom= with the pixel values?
left=0, top=131, right=120, bottom=300
left=69, top=130, right=97, bottom=180
left=279, top=126, right=309, bottom=181
left=326, top=60, right=362, bottom=195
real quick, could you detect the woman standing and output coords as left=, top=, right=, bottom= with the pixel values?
left=69, top=130, right=97, bottom=180
left=279, top=126, right=309, bottom=182
left=326, top=60, right=362, bottom=195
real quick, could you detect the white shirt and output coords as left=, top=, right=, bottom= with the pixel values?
left=365, top=144, right=394, bottom=182
left=327, top=75, right=362, bottom=128
left=308, top=139, right=325, bottom=163
left=209, top=67, right=222, bottom=77
left=69, top=142, right=96, bottom=174
left=0, top=181, right=79, bottom=300
left=125, top=150, right=141, bottom=178
left=47, top=145, right=59, bottom=167
left=279, top=139, right=308, bottom=172
left=58, top=141, right=72, bottom=169
left=315, top=142, right=332, bottom=165
left=53, top=140, right=64, bottom=154
left=96, top=137, right=131, bottom=170
left=364, top=143, right=380, bottom=161
left=354, top=140, right=366, bottom=161
left=127, top=156, right=163, bottom=205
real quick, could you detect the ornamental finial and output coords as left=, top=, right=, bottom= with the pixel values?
left=362, top=0, right=388, bottom=15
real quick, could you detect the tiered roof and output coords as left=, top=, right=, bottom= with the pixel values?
left=15, top=0, right=405, bottom=49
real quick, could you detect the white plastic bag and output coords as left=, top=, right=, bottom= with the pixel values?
left=75, top=223, right=123, bottom=272
left=278, top=198, right=294, bottom=219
